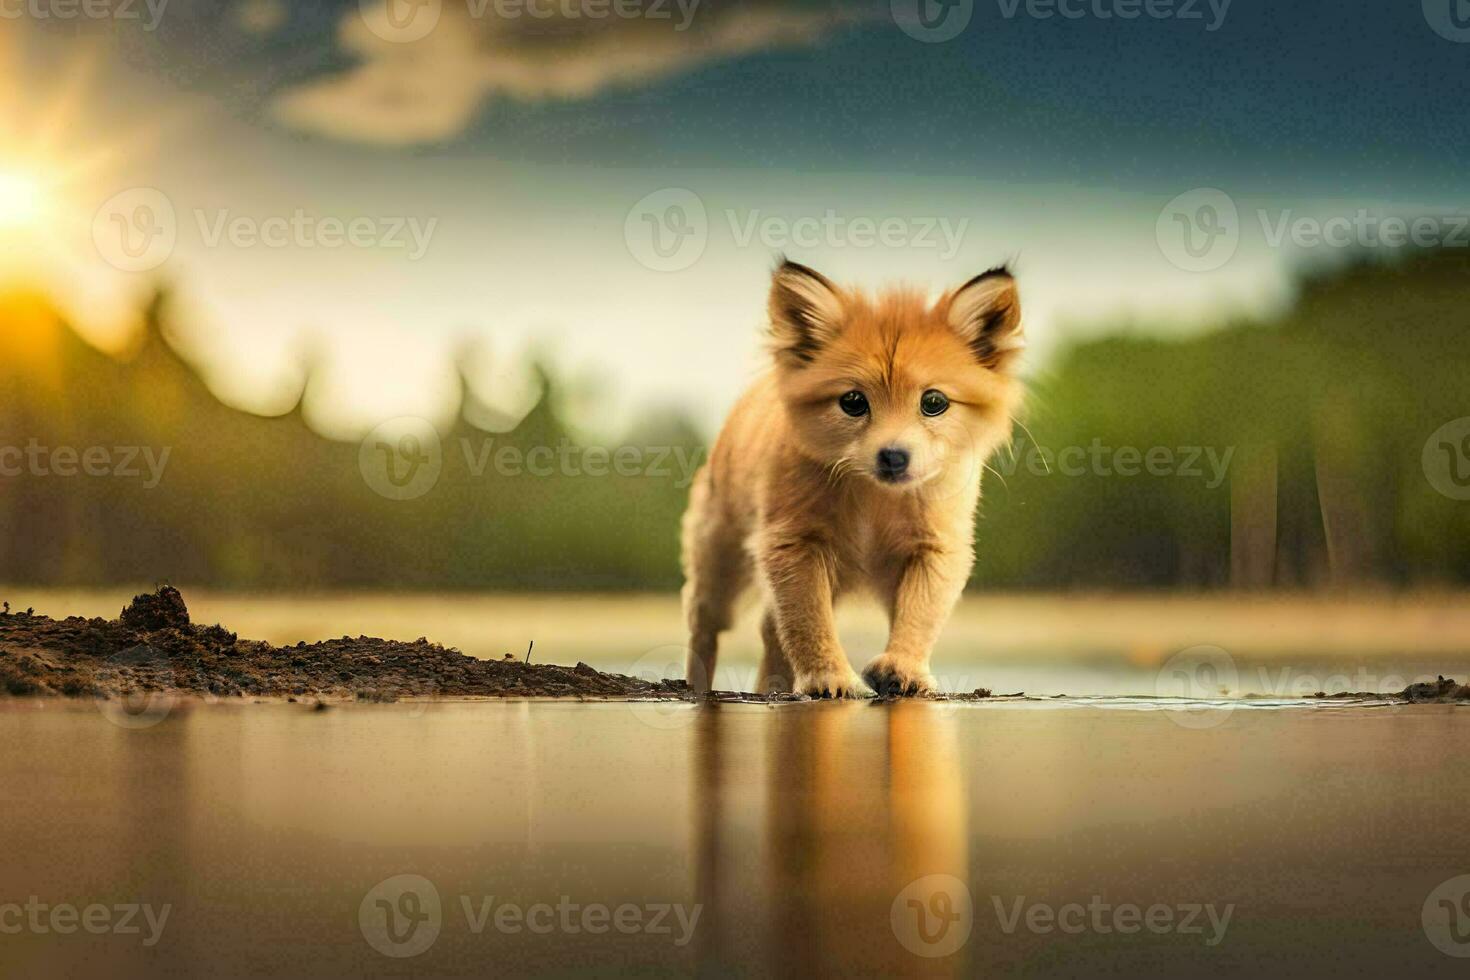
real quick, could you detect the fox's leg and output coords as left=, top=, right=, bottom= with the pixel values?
left=680, top=469, right=750, bottom=694
left=759, top=533, right=864, bottom=698
left=862, top=545, right=971, bottom=696
left=756, top=609, right=794, bottom=694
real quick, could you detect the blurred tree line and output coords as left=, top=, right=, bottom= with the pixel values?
left=976, top=248, right=1470, bottom=589
left=1, top=249, right=1466, bottom=591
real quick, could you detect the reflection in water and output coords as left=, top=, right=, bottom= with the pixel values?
left=6, top=700, right=1470, bottom=977
left=693, top=702, right=967, bottom=976
left=691, top=706, right=732, bottom=977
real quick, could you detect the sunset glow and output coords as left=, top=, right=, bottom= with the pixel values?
left=0, top=169, right=47, bottom=231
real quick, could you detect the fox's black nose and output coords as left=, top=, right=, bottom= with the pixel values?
left=876, top=447, right=910, bottom=481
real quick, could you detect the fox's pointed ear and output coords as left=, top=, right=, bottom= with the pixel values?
left=946, top=266, right=1024, bottom=372
left=769, top=258, right=844, bottom=363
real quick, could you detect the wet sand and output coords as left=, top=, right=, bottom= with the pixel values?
left=6, top=585, right=1470, bottom=669
left=0, top=588, right=690, bottom=701
left=1, top=698, right=1468, bottom=978
left=4, top=589, right=1465, bottom=706
left=7, top=586, right=1470, bottom=702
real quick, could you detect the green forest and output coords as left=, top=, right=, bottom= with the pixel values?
left=2, top=250, right=1467, bottom=591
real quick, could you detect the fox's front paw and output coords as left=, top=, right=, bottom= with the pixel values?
left=792, top=663, right=868, bottom=699
left=861, top=654, right=937, bottom=697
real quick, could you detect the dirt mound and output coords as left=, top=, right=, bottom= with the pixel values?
left=0, top=588, right=690, bottom=702
left=116, top=585, right=192, bottom=631
left=1402, top=676, right=1470, bottom=702
left=1313, top=675, right=1470, bottom=703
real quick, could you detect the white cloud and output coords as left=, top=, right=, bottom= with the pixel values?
left=273, top=1, right=862, bottom=146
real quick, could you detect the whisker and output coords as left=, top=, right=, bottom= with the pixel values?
left=826, top=456, right=854, bottom=488
left=1012, top=417, right=1050, bottom=474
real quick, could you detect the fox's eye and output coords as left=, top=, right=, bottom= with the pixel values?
left=838, top=391, right=869, bottom=417
left=920, top=390, right=949, bottom=417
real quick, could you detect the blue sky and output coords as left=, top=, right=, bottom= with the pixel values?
left=3, top=0, right=1467, bottom=435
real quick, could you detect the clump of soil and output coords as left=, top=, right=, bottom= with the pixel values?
left=1401, top=676, right=1470, bottom=702
left=117, top=585, right=191, bottom=632
left=1312, top=675, right=1470, bottom=703
left=0, top=588, right=690, bottom=703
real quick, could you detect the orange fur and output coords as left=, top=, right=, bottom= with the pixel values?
left=681, top=260, right=1025, bottom=697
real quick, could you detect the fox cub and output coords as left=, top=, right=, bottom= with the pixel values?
left=680, top=259, right=1025, bottom=697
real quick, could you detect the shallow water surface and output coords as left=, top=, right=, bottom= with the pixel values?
left=8, top=588, right=1470, bottom=699
left=1, top=698, right=1467, bottom=977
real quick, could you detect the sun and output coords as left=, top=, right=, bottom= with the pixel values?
left=0, top=36, right=188, bottom=352
left=0, top=38, right=178, bottom=250
left=0, top=169, right=50, bottom=231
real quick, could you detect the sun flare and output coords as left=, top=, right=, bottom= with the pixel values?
left=0, top=37, right=189, bottom=352
left=0, top=39, right=176, bottom=250
left=0, top=169, right=49, bottom=231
